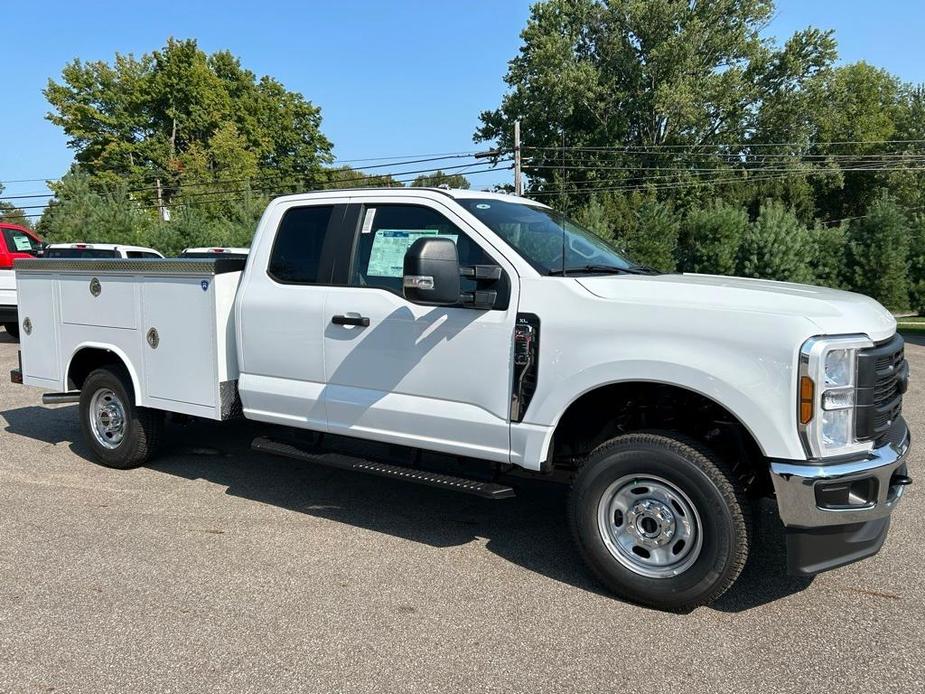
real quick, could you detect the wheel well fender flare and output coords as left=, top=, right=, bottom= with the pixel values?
left=535, top=360, right=798, bottom=461
left=66, top=342, right=143, bottom=405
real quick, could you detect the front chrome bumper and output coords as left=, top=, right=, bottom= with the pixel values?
left=770, top=427, right=910, bottom=528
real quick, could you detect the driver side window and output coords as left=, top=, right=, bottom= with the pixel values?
left=350, top=205, right=495, bottom=298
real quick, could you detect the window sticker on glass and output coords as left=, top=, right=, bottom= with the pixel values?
left=367, top=229, right=458, bottom=278
left=361, top=208, right=376, bottom=234
left=13, top=235, right=34, bottom=252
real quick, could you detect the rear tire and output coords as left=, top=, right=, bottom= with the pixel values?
left=79, top=367, right=163, bottom=469
left=568, top=432, right=752, bottom=610
left=4, top=322, right=19, bottom=340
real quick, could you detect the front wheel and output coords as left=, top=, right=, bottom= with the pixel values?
left=568, top=432, right=752, bottom=610
left=79, top=367, right=164, bottom=469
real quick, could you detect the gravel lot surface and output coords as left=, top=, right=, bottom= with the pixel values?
left=0, top=331, right=922, bottom=693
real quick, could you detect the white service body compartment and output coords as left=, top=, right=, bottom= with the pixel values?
left=16, top=259, right=242, bottom=420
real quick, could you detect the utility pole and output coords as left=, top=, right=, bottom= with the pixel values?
left=513, top=120, right=523, bottom=196
left=155, top=178, right=170, bottom=222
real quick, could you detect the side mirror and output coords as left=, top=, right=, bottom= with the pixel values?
left=403, top=237, right=461, bottom=306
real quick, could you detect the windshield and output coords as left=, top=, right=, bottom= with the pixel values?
left=458, top=198, right=636, bottom=275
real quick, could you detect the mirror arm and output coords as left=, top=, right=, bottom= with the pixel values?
left=461, top=290, right=498, bottom=310
left=459, top=264, right=502, bottom=281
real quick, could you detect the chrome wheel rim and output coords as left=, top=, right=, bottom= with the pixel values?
left=89, top=388, right=126, bottom=449
left=597, top=474, right=703, bottom=579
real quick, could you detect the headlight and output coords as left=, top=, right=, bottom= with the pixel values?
left=798, top=335, right=874, bottom=458
left=824, top=348, right=852, bottom=386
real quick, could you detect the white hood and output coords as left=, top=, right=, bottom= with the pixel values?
left=576, top=273, right=896, bottom=342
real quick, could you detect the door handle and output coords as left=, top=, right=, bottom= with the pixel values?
left=332, top=314, right=370, bottom=327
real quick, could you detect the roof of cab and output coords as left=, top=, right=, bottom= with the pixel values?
left=46, top=243, right=163, bottom=255
left=268, top=187, right=550, bottom=208
left=181, top=247, right=250, bottom=254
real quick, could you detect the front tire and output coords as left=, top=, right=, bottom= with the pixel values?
left=568, top=432, right=752, bottom=610
left=4, top=322, right=19, bottom=340
left=79, top=367, right=163, bottom=469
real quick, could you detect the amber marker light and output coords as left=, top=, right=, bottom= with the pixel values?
left=799, top=376, right=815, bottom=425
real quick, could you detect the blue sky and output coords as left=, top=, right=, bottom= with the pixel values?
left=2, top=0, right=924, bottom=205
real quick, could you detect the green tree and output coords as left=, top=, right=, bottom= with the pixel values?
left=45, top=38, right=333, bottom=204
left=847, top=196, right=910, bottom=309
left=411, top=170, right=470, bottom=189
left=738, top=201, right=814, bottom=283
left=574, top=194, right=611, bottom=238
left=322, top=165, right=404, bottom=189
left=476, top=0, right=836, bottom=204
left=906, top=214, right=925, bottom=314
left=620, top=201, right=679, bottom=271
left=37, top=169, right=265, bottom=256
left=678, top=201, right=748, bottom=275
left=0, top=185, right=34, bottom=229
left=807, top=222, right=848, bottom=289
left=37, top=171, right=156, bottom=248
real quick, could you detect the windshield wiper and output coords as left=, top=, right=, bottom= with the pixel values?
left=547, top=264, right=650, bottom=276
left=629, top=263, right=662, bottom=275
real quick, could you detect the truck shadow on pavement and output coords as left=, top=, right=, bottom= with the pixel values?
left=2, top=406, right=812, bottom=613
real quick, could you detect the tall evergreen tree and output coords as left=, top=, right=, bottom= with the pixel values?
left=738, top=201, right=814, bottom=283
left=678, top=202, right=748, bottom=275
left=906, top=214, right=925, bottom=314
left=807, top=222, right=848, bottom=289
left=621, top=201, right=679, bottom=272
left=847, top=196, right=910, bottom=309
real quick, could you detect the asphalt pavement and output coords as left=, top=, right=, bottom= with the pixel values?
left=0, top=331, right=922, bottom=693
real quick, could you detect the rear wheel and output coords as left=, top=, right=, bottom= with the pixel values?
left=568, top=432, right=752, bottom=610
left=3, top=322, right=19, bottom=340
left=79, top=367, right=163, bottom=468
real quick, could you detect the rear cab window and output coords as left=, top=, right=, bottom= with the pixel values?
left=125, top=251, right=161, bottom=259
left=267, top=205, right=338, bottom=284
left=45, top=248, right=119, bottom=259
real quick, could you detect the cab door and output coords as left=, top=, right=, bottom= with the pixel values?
left=236, top=199, right=355, bottom=430
left=322, top=197, right=518, bottom=462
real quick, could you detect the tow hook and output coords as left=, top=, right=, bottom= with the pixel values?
left=891, top=473, right=913, bottom=487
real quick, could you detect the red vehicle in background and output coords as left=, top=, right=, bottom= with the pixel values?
left=0, top=222, right=44, bottom=339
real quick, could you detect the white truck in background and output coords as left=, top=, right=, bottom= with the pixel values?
left=43, top=243, right=164, bottom=259
left=11, top=188, right=912, bottom=610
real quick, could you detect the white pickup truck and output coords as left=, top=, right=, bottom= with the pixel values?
left=11, top=188, right=912, bottom=610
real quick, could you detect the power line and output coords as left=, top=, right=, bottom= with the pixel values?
left=2, top=156, right=512, bottom=211
left=156, top=165, right=513, bottom=212
left=0, top=151, right=494, bottom=190
left=523, top=138, right=925, bottom=152
left=331, top=150, right=481, bottom=164
left=526, top=165, right=925, bottom=198
left=14, top=164, right=513, bottom=218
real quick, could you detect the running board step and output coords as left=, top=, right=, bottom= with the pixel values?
left=251, top=437, right=515, bottom=500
